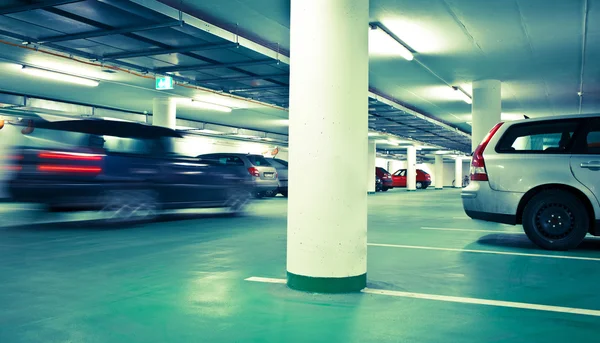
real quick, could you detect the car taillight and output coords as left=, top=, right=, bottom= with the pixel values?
left=37, top=165, right=102, bottom=173
left=248, top=167, right=260, bottom=177
left=470, top=122, right=504, bottom=182
left=38, top=151, right=103, bottom=161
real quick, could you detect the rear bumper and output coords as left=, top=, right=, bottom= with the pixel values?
left=8, top=179, right=118, bottom=208
left=461, top=181, right=523, bottom=225
left=464, top=210, right=517, bottom=225
left=252, top=179, right=279, bottom=192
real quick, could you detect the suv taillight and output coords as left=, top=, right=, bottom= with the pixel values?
left=248, top=167, right=260, bottom=177
left=470, top=122, right=504, bottom=181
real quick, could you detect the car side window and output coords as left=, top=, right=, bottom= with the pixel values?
left=495, top=120, right=580, bottom=153
left=583, top=120, right=600, bottom=155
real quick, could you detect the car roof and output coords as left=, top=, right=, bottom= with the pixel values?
left=505, top=113, right=599, bottom=126
left=29, top=118, right=182, bottom=139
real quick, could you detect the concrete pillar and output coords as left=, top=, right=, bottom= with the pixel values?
left=367, top=140, right=376, bottom=193
left=471, top=80, right=501, bottom=152
left=406, top=146, right=417, bottom=191
left=287, top=0, right=369, bottom=293
left=435, top=155, right=444, bottom=189
left=152, top=97, right=176, bottom=129
left=387, top=160, right=392, bottom=173
left=454, top=157, right=463, bottom=188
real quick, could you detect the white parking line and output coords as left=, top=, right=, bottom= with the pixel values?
left=367, top=243, right=600, bottom=262
left=245, top=276, right=600, bottom=317
left=361, top=288, right=600, bottom=317
left=421, top=227, right=524, bottom=235
left=245, top=276, right=287, bottom=284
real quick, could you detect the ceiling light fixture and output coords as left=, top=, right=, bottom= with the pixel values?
left=174, top=98, right=232, bottom=113
left=368, top=24, right=414, bottom=61
left=20, top=65, right=99, bottom=87
left=452, top=86, right=472, bottom=104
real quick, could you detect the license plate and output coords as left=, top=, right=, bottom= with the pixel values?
left=264, top=172, right=274, bottom=178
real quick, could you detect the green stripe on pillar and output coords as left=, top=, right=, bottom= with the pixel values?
left=287, top=272, right=366, bottom=293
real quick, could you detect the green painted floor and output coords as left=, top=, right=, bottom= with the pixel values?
left=1, top=189, right=599, bottom=342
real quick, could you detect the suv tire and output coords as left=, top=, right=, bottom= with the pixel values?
left=522, top=190, right=589, bottom=251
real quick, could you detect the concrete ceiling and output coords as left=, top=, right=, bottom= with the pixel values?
left=161, top=0, right=600, bottom=131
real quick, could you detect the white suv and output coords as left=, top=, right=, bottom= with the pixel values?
left=462, top=114, right=600, bottom=250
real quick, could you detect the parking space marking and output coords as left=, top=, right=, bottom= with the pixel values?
left=421, top=227, right=524, bottom=234
left=368, top=243, right=600, bottom=262
left=361, top=288, right=600, bottom=317
left=245, top=276, right=287, bottom=284
left=245, top=276, right=600, bottom=317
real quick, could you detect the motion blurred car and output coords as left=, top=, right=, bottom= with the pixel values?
left=197, top=153, right=279, bottom=198
left=462, top=114, right=600, bottom=250
left=375, top=167, right=393, bottom=191
left=391, top=169, right=432, bottom=189
left=6, top=117, right=252, bottom=222
left=266, top=157, right=288, bottom=197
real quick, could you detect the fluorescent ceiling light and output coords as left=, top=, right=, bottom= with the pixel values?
left=453, top=86, right=472, bottom=104
left=368, top=132, right=379, bottom=137
left=368, top=25, right=414, bottom=61
left=190, top=99, right=232, bottom=113
left=20, top=65, right=99, bottom=87
left=174, top=98, right=232, bottom=113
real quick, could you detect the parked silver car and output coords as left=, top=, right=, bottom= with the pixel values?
left=198, top=153, right=279, bottom=198
left=266, top=158, right=288, bottom=197
left=462, top=114, right=600, bottom=250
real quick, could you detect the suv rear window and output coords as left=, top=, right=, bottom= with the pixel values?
left=495, top=120, right=580, bottom=153
left=247, top=155, right=271, bottom=166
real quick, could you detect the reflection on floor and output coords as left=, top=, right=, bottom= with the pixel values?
left=1, top=188, right=599, bottom=343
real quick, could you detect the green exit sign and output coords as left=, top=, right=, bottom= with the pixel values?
left=156, top=76, right=174, bottom=90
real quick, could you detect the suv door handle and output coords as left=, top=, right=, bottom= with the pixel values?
left=580, top=161, right=600, bottom=170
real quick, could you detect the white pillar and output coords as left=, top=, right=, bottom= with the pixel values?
left=367, top=140, right=376, bottom=193
left=287, top=0, right=369, bottom=293
left=435, top=155, right=444, bottom=189
left=455, top=157, right=463, bottom=188
left=152, top=97, right=176, bottom=129
left=472, top=80, right=501, bottom=152
left=406, top=146, right=417, bottom=191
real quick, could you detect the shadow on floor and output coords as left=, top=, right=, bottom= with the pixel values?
left=476, top=233, right=600, bottom=252
left=1, top=212, right=242, bottom=232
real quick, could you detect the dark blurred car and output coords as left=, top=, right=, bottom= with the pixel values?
left=197, top=153, right=279, bottom=198
left=266, top=157, right=288, bottom=197
left=391, top=169, right=432, bottom=189
left=375, top=167, right=393, bottom=191
left=7, top=118, right=252, bottom=222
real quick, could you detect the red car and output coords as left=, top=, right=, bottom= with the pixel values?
left=391, top=169, right=432, bottom=189
left=375, top=167, right=393, bottom=191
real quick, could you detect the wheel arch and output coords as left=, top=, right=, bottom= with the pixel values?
left=516, top=184, right=597, bottom=234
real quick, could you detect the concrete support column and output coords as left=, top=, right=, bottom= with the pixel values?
left=387, top=160, right=392, bottom=173
left=287, top=0, right=369, bottom=293
left=152, top=97, right=176, bottom=129
left=367, top=140, right=376, bottom=194
left=435, top=155, right=444, bottom=190
left=406, top=146, right=417, bottom=191
left=471, top=80, right=501, bottom=152
left=455, top=157, right=463, bottom=188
